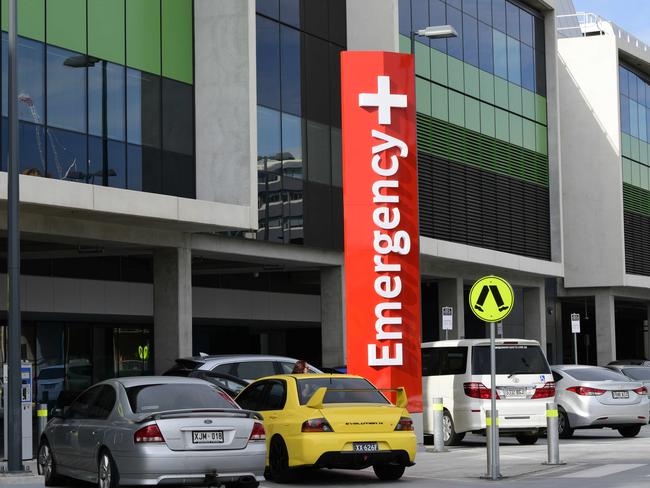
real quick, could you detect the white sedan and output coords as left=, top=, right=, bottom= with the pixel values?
left=552, top=365, right=649, bottom=438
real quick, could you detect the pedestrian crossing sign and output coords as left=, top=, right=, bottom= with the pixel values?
left=469, top=276, right=514, bottom=322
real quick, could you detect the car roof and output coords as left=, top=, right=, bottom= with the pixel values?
left=178, top=354, right=303, bottom=364
left=252, top=373, right=365, bottom=382
left=106, top=375, right=211, bottom=388
left=422, top=338, right=541, bottom=347
left=552, top=364, right=609, bottom=371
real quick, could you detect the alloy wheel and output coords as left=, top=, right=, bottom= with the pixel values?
left=38, top=443, right=52, bottom=480
left=99, top=453, right=112, bottom=488
left=442, top=414, right=452, bottom=442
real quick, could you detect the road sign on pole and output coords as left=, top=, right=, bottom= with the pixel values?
left=571, top=313, right=580, bottom=364
left=442, top=306, right=453, bottom=340
left=470, top=276, right=513, bottom=481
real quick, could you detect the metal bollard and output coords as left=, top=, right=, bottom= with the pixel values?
left=431, top=397, right=447, bottom=452
left=485, top=409, right=501, bottom=480
left=543, top=402, right=565, bottom=465
left=37, top=403, right=48, bottom=439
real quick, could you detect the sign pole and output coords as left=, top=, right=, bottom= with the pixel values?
left=489, top=320, right=499, bottom=480
left=442, top=306, right=453, bottom=341
left=571, top=313, right=581, bottom=365
left=574, top=333, right=578, bottom=365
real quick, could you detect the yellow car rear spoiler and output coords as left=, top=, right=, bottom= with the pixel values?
left=305, top=386, right=408, bottom=409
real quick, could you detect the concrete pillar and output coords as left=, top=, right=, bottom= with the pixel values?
left=346, top=0, right=398, bottom=52
left=524, top=285, right=546, bottom=347
left=595, top=291, right=616, bottom=365
left=321, top=266, right=345, bottom=367
left=437, top=278, right=465, bottom=340
left=154, top=247, right=193, bottom=373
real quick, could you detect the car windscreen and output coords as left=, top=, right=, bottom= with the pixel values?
left=125, top=383, right=238, bottom=413
left=564, top=368, right=629, bottom=382
left=471, top=345, right=550, bottom=375
left=621, top=368, right=650, bottom=381
left=296, top=377, right=390, bottom=405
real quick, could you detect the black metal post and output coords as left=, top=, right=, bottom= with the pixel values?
left=101, top=60, right=108, bottom=186
left=7, top=0, right=23, bottom=472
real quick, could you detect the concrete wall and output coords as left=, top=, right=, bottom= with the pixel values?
left=558, top=29, right=626, bottom=288
left=346, top=0, right=399, bottom=52
left=194, top=0, right=257, bottom=228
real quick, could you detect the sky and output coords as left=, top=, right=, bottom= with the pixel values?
left=573, top=0, right=650, bottom=45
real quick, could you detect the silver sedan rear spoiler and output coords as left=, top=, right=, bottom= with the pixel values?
left=136, top=408, right=263, bottom=423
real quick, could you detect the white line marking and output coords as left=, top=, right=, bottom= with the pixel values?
left=561, top=464, right=646, bottom=478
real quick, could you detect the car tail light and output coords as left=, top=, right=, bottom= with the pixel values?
left=249, top=422, right=266, bottom=441
left=301, top=418, right=333, bottom=432
left=134, top=424, right=165, bottom=443
left=633, top=386, right=648, bottom=395
left=463, top=382, right=500, bottom=400
left=395, top=416, right=414, bottom=431
left=532, top=382, right=556, bottom=399
left=566, top=386, right=606, bottom=396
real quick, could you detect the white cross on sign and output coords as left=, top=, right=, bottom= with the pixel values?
left=358, top=75, right=407, bottom=126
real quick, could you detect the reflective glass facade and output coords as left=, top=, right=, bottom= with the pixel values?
left=620, top=64, right=650, bottom=189
left=255, top=0, right=346, bottom=249
left=0, top=0, right=195, bottom=197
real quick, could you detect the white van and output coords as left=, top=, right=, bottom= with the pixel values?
left=422, top=339, right=554, bottom=445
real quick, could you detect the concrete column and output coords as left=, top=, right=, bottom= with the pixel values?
left=321, top=266, right=345, bottom=367
left=437, top=278, right=465, bottom=340
left=346, top=0, right=398, bottom=52
left=524, top=285, right=546, bottom=347
left=154, top=247, right=193, bottom=373
left=595, top=291, right=616, bottom=365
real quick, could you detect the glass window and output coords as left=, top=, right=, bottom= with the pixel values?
left=236, top=381, right=267, bottom=411
left=478, top=21, right=494, bottom=73
left=620, top=66, right=629, bottom=97
left=621, top=367, right=650, bottom=380
left=477, top=0, right=491, bottom=24
left=463, top=14, right=479, bottom=67
left=412, top=0, right=430, bottom=35
left=280, top=0, right=300, bottom=27
left=65, top=325, right=93, bottom=393
left=471, top=345, right=551, bottom=375
left=493, top=29, right=507, bottom=79
left=36, top=324, right=64, bottom=407
left=17, top=37, right=45, bottom=124
left=304, top=35, right=330, bottom=125
left=564, top=368, right=628, bottom=382
left=399, top=0, right=411, bottom=36
left=638, top=77, right=646, bottom=107
left=446, top=6, right=463, bottom=60
left=46, top=127, right=87, bottom=181
left=462, top=0, right=477, bottom=17
left=46, top=46, right=87, bottom=133
left=629, top=72, right=638, bottom=101
left=89, top=61, right=126, bottom=141
left=534, top=15, right=544, bottom=50
left=260, top=380, right=286, bottom=410
left=126, top=383, right=237, bottom=413
left=256, top=0, right=279, bottom=18
left=281, top=112, right=303, bottom=173
left=258, top=106, right=282, bottom=171
left=296, top=377, right=389, bottom=405
left=257, top=15, right=281, bottom=110
left=507, top=36, right=521, bottom=85
left=535, top=47, right=546, bottom=96
left=280, top=26, right=301, bottom=116
left=429, top=0, right=447, bottom=52
left=492, top=0, right=506, bottom=32
left=521, top=43, right=535, bottom=92
left=19, top=121, right=45, bottom=176
left=630, top=100, right=639, bottom=138
left=89, top=385, right=116, bottom=419
left=162, top=78, right=193, bottom=156
left=66, top=385, right=102, bottom=419
left=640, top=104, right=648, bottom=142
left=306, top=119, right=331, bottom=185
left=127, top=69, right=161, bottom=148
left=422, top=347, right=468, bottom=376
left=234, top=361, right=277, bottom=380
left=506, top=2, right=519, bottom=39
left=520, top=10, right=533, bottom=46
left=552, top=371, right=563, bottom=382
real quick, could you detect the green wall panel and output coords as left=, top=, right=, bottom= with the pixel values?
left=495, top=108, right=509, bottom=142
left=2, top=0, right=44, bottom=41
left=641, top=141, right=648, bottom=165
left=622, top=133, right=631, bottom=158
left=623, top=159, right=633, bottom=184
left=479, top=71, right=494, bottom=104
left=494, top=77, right=508, bottom=109
left=47, top=0, right=86, bottom=53
left=465, top=97, right=480, bottom=133
left=632, top=137, right=640, bottom=161
left=449, top=91, right=465, bottom=127
left=431, top=49, right=447, bottom=85
left=127, top=0, right=161, bottom=75
left=522, top=89, right=535, bottom=120
left=536, top=124, right=548, bottom=155
left=88, top=0, right=125, bottom=64
left=523, top=119, right=536, bottom=151
left=464, top=64, right=479, bottom=98
left=415, top=41, right=430, bottom=78
left=509, top=113, right=523, bottom=147
left=448, top=57, right=464, bottom=92
left=535, top=94, right=547, bottom=125
left=416, top=77, right=431, bottom=115
left=162, top=0, right=193, bottom=84
left=480, top=102, right=495, bottom=137
left=431, top=84, right=448, bottom=121
left=508, top=83, right=522, bottom=115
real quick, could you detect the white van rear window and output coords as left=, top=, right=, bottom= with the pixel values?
left=471, top=345, right=550, bottom=375
left=422, top=347, right=468, bottom=376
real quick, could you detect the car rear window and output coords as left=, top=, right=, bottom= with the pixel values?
left=164, top=359, right=204, bottom=374
left=621, top=368, right=650, bottom=381
left=564, top=368, right=628, bottom=382
left=422, top=347, right=468, bottom=376
left=296, top=377, right=389, bottom=405
left=125, top=384, right=238, bottom=413
left=471, top=345, right=550, bottom=375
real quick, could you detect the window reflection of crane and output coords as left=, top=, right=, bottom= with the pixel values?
left=18, top=92, right=78, bottom=179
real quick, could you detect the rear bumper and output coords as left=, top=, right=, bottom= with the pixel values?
left=455, top=402, right=547, bottom=433
left=114, top=443, right=266, bottom=486
left=283, top=432, right=416, bottom=468
left=563, top=396, right=649, bottom=429
left=313, top=450, right=413, bottom=470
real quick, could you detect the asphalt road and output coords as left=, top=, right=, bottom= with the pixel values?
left=4, top=428, right=650, bottom=487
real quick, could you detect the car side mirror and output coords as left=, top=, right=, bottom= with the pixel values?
left=51, top=407, right=64, bottom=419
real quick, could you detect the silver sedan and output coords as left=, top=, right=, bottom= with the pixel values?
left=552, top=365, right=649, bottom=438
left=37, top=376, right=266, bottom=488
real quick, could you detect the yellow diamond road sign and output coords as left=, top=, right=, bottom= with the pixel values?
left=469, top=276, right=514, bottom=322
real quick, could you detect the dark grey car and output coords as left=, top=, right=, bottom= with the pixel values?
left=37, top=376, right=266, bottom=488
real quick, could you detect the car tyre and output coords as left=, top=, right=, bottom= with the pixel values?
left=38, top=439, right=63, bottom=487
left=442, top=410, right=465, bottom=446
left=618, top=425, right=641, bottom=438
left=558, top=408, right=574, bottom=439
left=515, top=433, right=539, bottom=445
left=268, top=437, right=292, bottom=483
left=373, top=464, right=406, bottom=481
left=98, top=450, right=119, bottom=488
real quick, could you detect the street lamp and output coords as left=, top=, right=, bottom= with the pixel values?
left=410, top=24, right=458, bottom=55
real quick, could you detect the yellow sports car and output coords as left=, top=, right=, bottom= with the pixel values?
left=235, top=374, right=416, bottom=482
